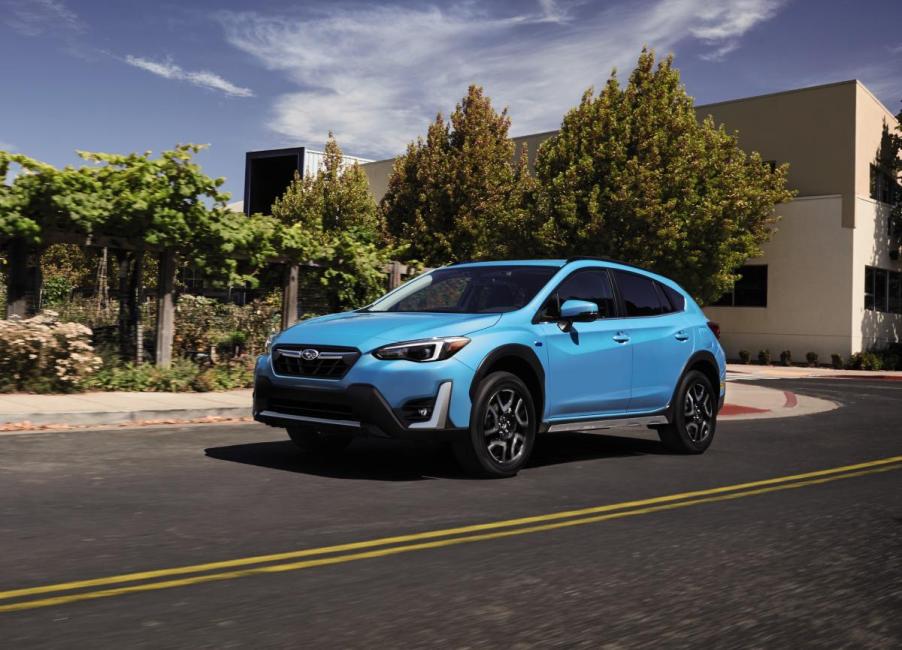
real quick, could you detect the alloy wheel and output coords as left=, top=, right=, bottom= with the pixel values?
left=483, top=387, right=530, bottom=464
left=683, top=382, right=714, bottom=443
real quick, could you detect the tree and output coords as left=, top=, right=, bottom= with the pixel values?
left=885, top=107, right=902, bottom=244
left=0, top=145, right=281, bottom=359
left=381, top=85, right=534, bottom=265
left=271, top=134, right=388, bottom=311
left=531, top=49, right=794, bottom=304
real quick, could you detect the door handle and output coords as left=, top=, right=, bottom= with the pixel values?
left=674, top=332, right=689, bottom=342
left=612, top=333, right=630, bottom=344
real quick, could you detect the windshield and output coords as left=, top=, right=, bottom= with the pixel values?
left=365, top=265, right=558, bottom=314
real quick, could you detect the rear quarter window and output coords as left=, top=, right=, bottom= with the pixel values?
left=657, top=282, right=686, bottom=312
left=613, top=270, right=665, bottom=317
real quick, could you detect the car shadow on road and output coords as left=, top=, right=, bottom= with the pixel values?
left=204, top=431, right=669, bottom=481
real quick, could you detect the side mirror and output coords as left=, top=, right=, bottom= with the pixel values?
left=559, top=299, right=598, bottom=323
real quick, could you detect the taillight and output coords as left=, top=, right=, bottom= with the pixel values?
left=707, top=321, right=721, bottom=339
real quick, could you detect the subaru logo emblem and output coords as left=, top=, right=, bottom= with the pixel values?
left=300, top=348, right=320, bottom=361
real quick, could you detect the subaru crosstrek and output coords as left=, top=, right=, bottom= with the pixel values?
left=253, top=258, right=726, bottom=477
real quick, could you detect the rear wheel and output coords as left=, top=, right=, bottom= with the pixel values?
left=286, top=426, right=352, bottom=454
left=657, top=370, right=717, bottom=454
left=453, top=371, right=536, bottom=478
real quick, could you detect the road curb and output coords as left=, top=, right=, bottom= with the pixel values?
left=0, top=406, right=251, bottom=428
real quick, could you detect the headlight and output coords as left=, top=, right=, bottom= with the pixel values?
left=373, top=337, right=470, bottom=362
left=264, top=334, right=274, bottom=354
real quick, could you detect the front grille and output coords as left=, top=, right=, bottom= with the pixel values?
left=268, top=395, right=355, bottom=421
left=272, top=345, right=360, bottom=379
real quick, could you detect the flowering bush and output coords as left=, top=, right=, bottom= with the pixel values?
left=0, top=311, right=102, bottom=393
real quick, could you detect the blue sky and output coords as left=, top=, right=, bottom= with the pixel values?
left=2, top=0, right=901, bottom=199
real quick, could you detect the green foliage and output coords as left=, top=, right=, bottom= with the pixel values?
left=531, top=49, right=795, bottom=304
left=758, top=349, right=771, bottom=365
left=272, top=134, right=390, bottom=310
left=381, top=85, right=535, bottom=265
left=805, top=351, right=818, bottom=367
left=831, top=353, right=844, bottom=369
left=82, top=358, right=254, bottom=392
left=173, top=293, right=280, bottom=358
left=846, top=352, right=883, bottom=371
left=779, top=350, right=792, bottom=366
left=0, top=145, right=281, bottom=287
left=885, top=108, right=902, bottom=243
left=738, top=349, right=751, bottom=364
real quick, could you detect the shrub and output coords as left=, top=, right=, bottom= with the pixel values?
left=805, top=352, right=818, bottom=367
left=861, top=352, right=883, bottom=371
left=738, top=350, right=751, bottom=364
left=779, top=350, right=792, bottom=367
left=831, top=353, right=843, bottom=369
left=82, top=358, right=254, bottom=392
left=757, top=349, right=771, bottom=365
left=0, top=312, right=102, bottom=393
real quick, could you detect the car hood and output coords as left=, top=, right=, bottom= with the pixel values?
left=273, top=311, right=501, bottom=352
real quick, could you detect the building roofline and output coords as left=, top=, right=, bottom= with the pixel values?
left=698, top=79, right=897, bottom=122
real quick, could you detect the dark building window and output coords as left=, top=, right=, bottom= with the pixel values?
left=865, top=266, right=875, bottom=310
left=870, top=164, right=899, bottom=205
left=244, top=149, right=304, bottom=215
left=713, top=265, right=768, bottom=307
left=865, top=265, right=902, bottom=314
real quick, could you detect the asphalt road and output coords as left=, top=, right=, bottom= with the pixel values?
left=1, top=378, right=901, bottom=649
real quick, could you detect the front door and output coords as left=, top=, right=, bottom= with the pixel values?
left=540, top=268, right=632, bottom=421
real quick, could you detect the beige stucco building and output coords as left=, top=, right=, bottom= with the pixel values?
left=362, top=80, right=901, bottom=360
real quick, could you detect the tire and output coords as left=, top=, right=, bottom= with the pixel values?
left=286, top=426, right=353, bottom=454
left=657, top=370, right=717, bottom=454
left=453, top=371, right=537, bottom=478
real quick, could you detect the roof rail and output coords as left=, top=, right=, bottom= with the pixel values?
left=564, top=256, right=647, bottom=271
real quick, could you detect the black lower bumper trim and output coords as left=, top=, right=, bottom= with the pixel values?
left=253, top=378, right=466, bottom=442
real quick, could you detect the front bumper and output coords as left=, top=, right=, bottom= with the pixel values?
left=253, top=377, right=467, bottom=442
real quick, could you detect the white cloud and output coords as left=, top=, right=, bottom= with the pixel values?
left=691, top=0, right=782, bottom=61
left=2, top=0, right=83, bottom=36
left=220, top=0, right=783, bottom=158
left=124, top=55, right=254, bottom=98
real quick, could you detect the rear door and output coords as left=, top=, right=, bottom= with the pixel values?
left=610, top=270, right=693, bottom=413
left=539, top=268, right=632, bottom=420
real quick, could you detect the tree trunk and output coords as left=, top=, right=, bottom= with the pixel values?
left=154, top=251, right=177, bottom=368
left=281, top=263, right=299, bottom=331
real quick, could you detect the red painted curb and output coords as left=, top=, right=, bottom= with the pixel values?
left=720, top=404, right=770, bottom=416
left=783, top=391, right=798, bottom=408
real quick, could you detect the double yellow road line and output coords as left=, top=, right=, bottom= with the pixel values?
left=2, top=455, right=901, bottom=614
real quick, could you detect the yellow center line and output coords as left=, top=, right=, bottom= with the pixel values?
left=1, top=456, right=900, bottom=613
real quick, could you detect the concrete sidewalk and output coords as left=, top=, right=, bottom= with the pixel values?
left=727, top=363, right=902, bottom=380
left=0, top=390, right=252, bottom=428
left=0, top=379, right=837, bottom=430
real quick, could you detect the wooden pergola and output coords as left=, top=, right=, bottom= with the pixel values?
left=3, top=234, right=416, bottom=367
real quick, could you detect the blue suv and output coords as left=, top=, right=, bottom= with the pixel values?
left=254, top=258, right=726, bottom=477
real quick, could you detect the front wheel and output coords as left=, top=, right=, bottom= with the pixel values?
left=453, top=371, right=537, bottom=478
left=657, top=370, right=717, bottom=454
left=286, top=426, right=352, bottom=454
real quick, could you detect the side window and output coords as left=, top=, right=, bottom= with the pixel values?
left=613, top=270, right=664, bottom=317
left=541, top=269, right=617, bottom=320
left=657, top=282, right=686, bottom=312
